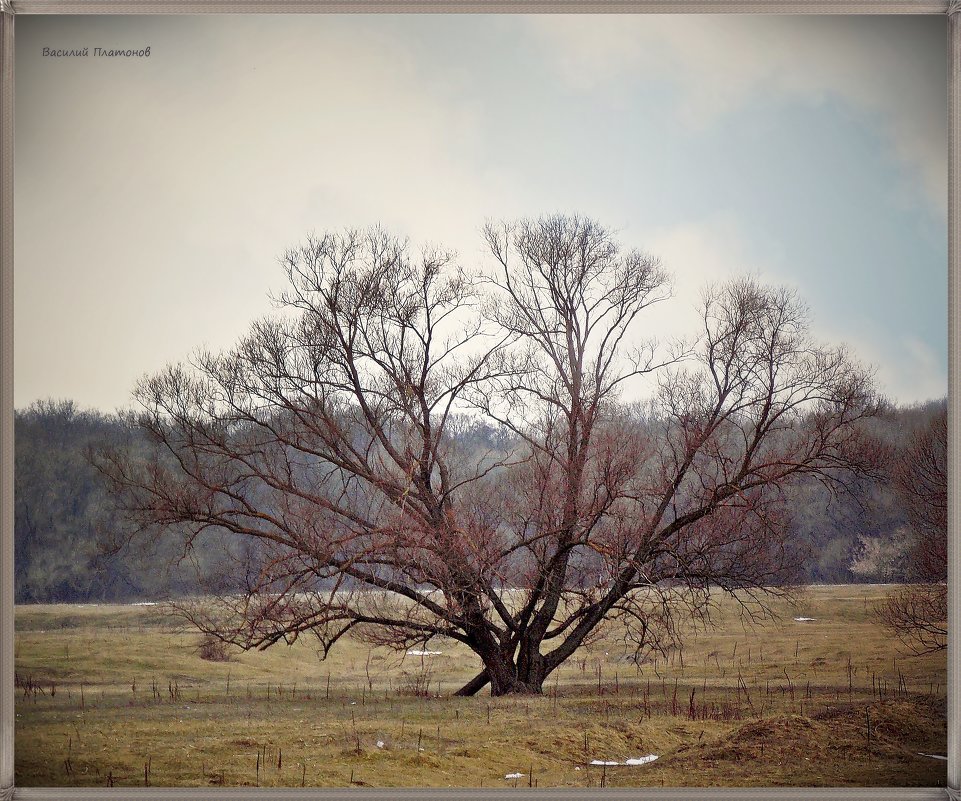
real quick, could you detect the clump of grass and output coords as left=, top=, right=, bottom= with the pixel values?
left=197, top=635, right=231, bottom=663
left=396, top=665, right=434, bottom=697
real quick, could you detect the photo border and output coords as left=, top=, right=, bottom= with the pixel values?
left=0, top=1, right=957, bottom=799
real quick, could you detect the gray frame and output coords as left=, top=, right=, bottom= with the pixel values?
left=0, top=1, right=957, bottom=799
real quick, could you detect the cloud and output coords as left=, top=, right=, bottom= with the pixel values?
left=620, top=215, right=946, bottom=406
left=15, top=15, right=945, bottom=410
left=14, top=16, right=531, bottom=410
left=525, top=15, right=946, bottom=215
left=875, top=336, right=948, bottom=404
left=618, top=214, right=778, bottom=402
left=641, top=213, right=768, bottom=338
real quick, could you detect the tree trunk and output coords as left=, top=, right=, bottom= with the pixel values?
left=453, top=669, right=490, bottom=696
left=452, top=649, right=549, bottom=696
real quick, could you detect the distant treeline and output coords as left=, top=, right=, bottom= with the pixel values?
left=13, top=397, right=945, bottom=604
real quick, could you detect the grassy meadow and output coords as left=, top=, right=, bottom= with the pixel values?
left=14, top=584, right=947, bottom=789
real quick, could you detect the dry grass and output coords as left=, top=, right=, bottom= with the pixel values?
left=13, top=584, right=947, bottom=788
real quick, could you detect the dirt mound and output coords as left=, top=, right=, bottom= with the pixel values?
left=676, top=714, right=825, bottom=764
left=662, top=699, right=947, bottom=786
left=812, top=699, right=946, bottom=752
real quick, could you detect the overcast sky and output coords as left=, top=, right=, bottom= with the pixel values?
left=14, top=13, right=948, bottom=411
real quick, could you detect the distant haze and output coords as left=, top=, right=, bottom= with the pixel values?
left=15, top=14, right=947, bottom=412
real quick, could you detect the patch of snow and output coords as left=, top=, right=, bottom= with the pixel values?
left=624, top=755, right=659, bottom=766
left=918, top=753, right=948, bottom=761
left=793, top=617, right=816, bottom=622
left=504, top=772, right=524, bottom=780
left=131, top=602, right=158, bottom=606
left=376, top=740, right=385, bottom=749
left=590, top=755, right=659, bottom=767
left=809, top=583, right=895, bottom=588
left=407, top=649, right=442, bottom=656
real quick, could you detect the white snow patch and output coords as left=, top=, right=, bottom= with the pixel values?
left=376, top=740, right=386, bottom=749
left=504, top=772, right=524, bottom=780
left=624, top=755, right=659, bottom=766
left=590, top=755, right=659, bottom=767
left=407, top=649, right=442, bottom=656
left=918, top=753, right=948, bottom=761
left=131, top=602, right=158, bottom=607
left=793, top=617, right=816, bottom=622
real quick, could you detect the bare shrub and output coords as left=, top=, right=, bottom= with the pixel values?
left=396, top=664, right=435, bottom=697
left=198, top=634, right=232, bottom=662
left=878, top=405, right=947, bottom=654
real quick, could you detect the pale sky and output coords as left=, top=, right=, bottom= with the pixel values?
left=14, top=14, right=948, bottom=411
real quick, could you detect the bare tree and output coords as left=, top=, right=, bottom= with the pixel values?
left=98, top=217, right=882, bottom=696
left=879, top=404, right=947, bottom=654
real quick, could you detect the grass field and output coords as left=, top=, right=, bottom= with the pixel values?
left=14, top=584, right=947, bottom=789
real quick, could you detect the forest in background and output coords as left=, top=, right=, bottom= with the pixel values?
left=13, top=396, right=946, bottom=605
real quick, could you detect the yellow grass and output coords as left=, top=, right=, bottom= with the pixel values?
left=13, top=584, right=947, bottom=788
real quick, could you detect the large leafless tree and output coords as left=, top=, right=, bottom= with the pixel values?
left=99, top=216, right=883, bottom=695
